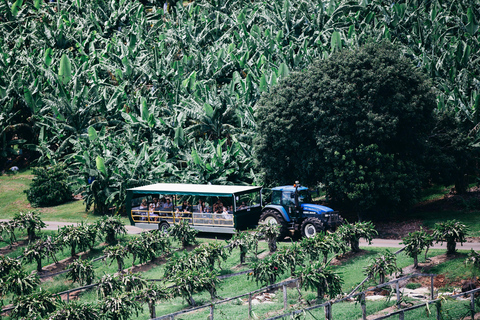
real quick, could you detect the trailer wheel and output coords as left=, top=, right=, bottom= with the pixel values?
left=158, top=221, right=170, bottom=233
left=301, top=217, right=324, bottom=238
left=259, top=209, right=288, bottom=240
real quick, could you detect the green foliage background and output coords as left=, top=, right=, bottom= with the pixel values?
left=0, top=0, right=479, bottom=213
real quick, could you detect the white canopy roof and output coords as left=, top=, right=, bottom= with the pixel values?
left=127, top=183, right=262, bottom=197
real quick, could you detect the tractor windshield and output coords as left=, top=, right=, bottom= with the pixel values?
left=297, top=190, right=312, bottom=204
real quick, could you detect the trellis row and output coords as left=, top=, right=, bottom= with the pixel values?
left=266, top=273, right=436, bottom=320
left=0, top=236, right=425, bottom=318
left=1, top=237, right=240, bottom=314
left=4, top=267, right=475, bottom=319
left=0, top=267, right=253, bottom=313
left=153, top=273, right=478, bottom=320
left=150, top=273, right=433, bottom=320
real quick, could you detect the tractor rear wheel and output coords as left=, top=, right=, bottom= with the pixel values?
left=259, top=209, right=288, bottom=240
left=301, top=217, right=324, bottom=238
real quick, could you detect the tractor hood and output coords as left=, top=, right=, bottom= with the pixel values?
left=301, top=203, right=334, bottom=214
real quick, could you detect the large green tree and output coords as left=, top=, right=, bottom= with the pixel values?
left=255, top=42, right=437, bottom=218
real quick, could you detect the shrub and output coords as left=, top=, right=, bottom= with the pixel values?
left=301, top=232, right=346, bottom=264
left=228, top=231, right=258, bottom=264
left=0, top=220, right=18, bottom=247
left=134, top=230, right=171, bottom=263
left=248, top=253, right=286, bottom=286
left=257, top=223, right=280, bottom=253
left=126, top=237, right=144, bottom=266
left=48, top=301, right=100, bottom=320
left=364, top=250, right=401, bottom=284
left=401, top=227, right=433, bottom=268
left=194, top=242, right=229, bottom=270
left=24, top=237, right=60, bottom=272
left=83, top=223, right=99, bottom=250
left=24, top=163, right=72, bottom=207
left=96, top=216, right=127, bottom=245
left=299, top=262, right=343, bottom=300
left=164, top=251, right=200, bottom=279
left=169, top=219, right=199, bottom=248
left=104, top=244, right=129, bottom=272
left=337, top=221, right=377, bottom=252
left=97, top=274, right=123, bottom=298
left=56, top=224, right=89, bottom=257
left=276, top=243, right=305, bottom=276
left=432, top=220, right=468, bottom=255
left=135, top=283, right=171, bottom=319
left=66, top=259, right=95, bottom=286
left=11, top=289, right=58, bottom=319
left=3, top=269, right=40, bottom=296
left=0, top=256, right=22, bottom=280
left=13, top=211, right=46, bottom=241
left=170, top=267, right=220, bottom=305
left=119, top=273, right=147, bottom=293
left=101, top=292, right=141, bottom=320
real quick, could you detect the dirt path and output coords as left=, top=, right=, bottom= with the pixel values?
left=359, top=238, right=480, bottom=251
left=4, top=218, right=480, bottom=251
left=0, top=219, right=144, bottom=235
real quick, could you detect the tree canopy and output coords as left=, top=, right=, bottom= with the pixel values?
left=255, top=42, right=437, bottom=217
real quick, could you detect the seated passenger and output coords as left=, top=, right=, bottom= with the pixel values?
left=222, top=207, right=232, bottom=219
left=149, top=203, right=158, bottom=221
left=175, top=207, right=182, bottom=217
left=195, top=199, right=204, bottom=213
left=181, top=200, right=189, bottom=212
left=138, top=199, right=148, bottom=220
left=238, top=201, right=247, bottom=210
left=213, top=199, right=223, bottom=213
left=139, top=199, right=148, bottom=210
left=162, top=198, right=173, bottom=211
left=153, top=198, right=162, bottom=210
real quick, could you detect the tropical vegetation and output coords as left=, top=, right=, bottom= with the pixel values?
left=401, top=227, right=434, bottom=268
left=0, top=0, right=478, bottom=217
left=432, top=219, right=469, bottom=255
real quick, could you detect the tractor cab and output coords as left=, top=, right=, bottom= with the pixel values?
left=271, top=185, right=311, bottom=220
left=261, top=182, right=343, bottom=238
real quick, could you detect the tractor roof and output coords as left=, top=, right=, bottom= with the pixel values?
left=271, top=185, right=308, bottom=192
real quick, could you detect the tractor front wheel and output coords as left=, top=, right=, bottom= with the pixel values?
left=300, top=217, right=324, bottom=238
left=259, top=209, right=288, bottom=240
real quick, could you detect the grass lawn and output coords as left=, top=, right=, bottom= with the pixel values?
left=419, top=210, right=480, bottom=238
left=0, top=170, right=96, bottom=222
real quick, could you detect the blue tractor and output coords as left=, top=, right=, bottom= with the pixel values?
left=259, top=182, right=343, bottom=238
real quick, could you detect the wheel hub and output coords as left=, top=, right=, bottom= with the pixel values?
left=304, top=224, right=316, bottom=237
left=264, top=216, right=278, bottom=225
